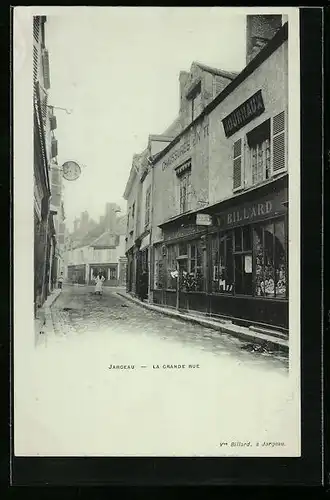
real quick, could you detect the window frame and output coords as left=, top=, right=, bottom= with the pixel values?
left=210, top=216, right=287, bottom=299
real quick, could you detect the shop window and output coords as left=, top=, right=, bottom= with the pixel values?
left=254, top=218, right=287, bottom=298
left=109, top=267, right=117, bottom=280
left=211, top=233, right=234, bottom=293
left=233, top=226, right=253, bottom=295
left=153, top=245, right=165, bottom=290
left=166, top=244, right=178, bottom=290
left=178, top=169, right=192, bottom=214
left=247, top=119, right=271, bottom=186
left=182, top=241, right=204, bottom=292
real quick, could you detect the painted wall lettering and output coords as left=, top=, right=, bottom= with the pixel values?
left=162, top=121, right=209, bottom=170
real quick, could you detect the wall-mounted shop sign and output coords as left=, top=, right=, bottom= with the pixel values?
left=196, top=213, right=212, bottom=226
left=164, top=223, right=206, bottom=242
left=222, top=90, right=265, bottom=138
left=162, top=120, right=209, bottom=171
left=213, top=188, right=287, bottom=230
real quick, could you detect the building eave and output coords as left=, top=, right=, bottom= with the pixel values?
left=158, top=174, right=288, bottom=229
left=152, top=22, right=288, bottom=166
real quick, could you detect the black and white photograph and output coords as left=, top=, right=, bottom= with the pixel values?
left=14, top=6, right=301, bottom=458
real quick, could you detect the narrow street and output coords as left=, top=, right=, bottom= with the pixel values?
left=15, top=285, right=296, bottom=458
left=50, top=285, right=288, bottom=371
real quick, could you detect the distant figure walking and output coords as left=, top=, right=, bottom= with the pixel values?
left=94, top=273, right=105, bottom=295
left=58, top=272, right=64, bottom=289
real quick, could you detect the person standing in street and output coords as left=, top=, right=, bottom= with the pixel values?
left=94, top=272, right=105, bottom=296
left=138, top=271, right=148, bottom=302
left=58, top=272, right=64, bottom=289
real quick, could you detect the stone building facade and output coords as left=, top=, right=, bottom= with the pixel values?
left=124, top=15, right=289, bottom=333
left=33, top=15, right=63, bottom=314
left=65, top=204, right=127, bottom=287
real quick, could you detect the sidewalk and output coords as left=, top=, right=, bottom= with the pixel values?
left=116, top=290, right=289, bottom=354
left=34, top=288, right=62, bottom=347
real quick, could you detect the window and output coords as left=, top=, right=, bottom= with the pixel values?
left=191, top=91, right=202, bottom=121
left=188, top=81, right=202, bottom=121
left=154, top=245, right=165, bottom=289
left=145, top=187, right=151, bottom=227
left=210, top=220, right=287, bottom=298
left=247, top=119, right=271, bottom=186
left=184, top=241, right=204, bottom=292
left=254, top=218, right=287, bottom=298
left=132, top=202, right=135, bottom=218
left=164, top=240, right=204, bottom=292
left=166, top=244, right=178, bottom=290
left=233, top=226, right=253, bottom=295
left=109, top=267, right=117, bottom=280
left=178, top=170, right=192, bottom=213
left=211, top=232, right=234, bottom=293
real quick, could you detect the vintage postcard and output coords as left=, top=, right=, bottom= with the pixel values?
left=13, top=6, right=301, bottom=458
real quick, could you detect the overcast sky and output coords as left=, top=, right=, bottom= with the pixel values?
left=45, top=8, right=247, bottom=230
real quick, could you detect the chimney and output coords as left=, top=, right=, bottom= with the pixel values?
left=179, top=71, right=189, bottom=111
left=246, top=15, right=283, bottom=65
left=104, top=202, right=120, bottom=233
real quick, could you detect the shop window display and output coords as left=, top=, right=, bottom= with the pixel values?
left=254, top=219, right=287, bottom=298
left=166, top=244, right=178, bottom=290
left=211, top=219, right=287, bottom=299
left=211, top=233, right=234, bottom=294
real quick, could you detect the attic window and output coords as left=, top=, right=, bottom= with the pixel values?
left=186, top=79, right=201, bottom=100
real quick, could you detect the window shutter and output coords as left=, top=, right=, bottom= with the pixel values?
left=271, top=110, right=286, bottom=174
left=233, top=138, right=243, bottom=190
left=33, top=46, right=39, bottom=82
left=33, top=17, right=40, bottom=42
left=50, top=115, right=57, bottom=130
left=51, top=139, right=58, bottom=159
left=42, top=49, right=51, bottom=89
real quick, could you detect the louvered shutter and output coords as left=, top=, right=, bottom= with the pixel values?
left=33, top=17, right=40, bottom=42
left=233, top=138, right=243, bottom=190
left=271, top=110, right=286, bottom=175
left=33, top=45, right=39, bottom=82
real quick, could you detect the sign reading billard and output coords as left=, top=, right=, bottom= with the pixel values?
left=222, top=90, right=265, bottom=138
left=213, top=189, right=288, bottom=230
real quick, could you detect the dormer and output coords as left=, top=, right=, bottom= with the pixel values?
left=179, top=61, right=238, bottom=128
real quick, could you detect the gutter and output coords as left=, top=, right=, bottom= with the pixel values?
left=152, top=22, right=288, bottom=166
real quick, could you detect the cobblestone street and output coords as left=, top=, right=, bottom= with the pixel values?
left=50, top=285, right=288, bottom=370
left=15, top=285, right=297, bottom=458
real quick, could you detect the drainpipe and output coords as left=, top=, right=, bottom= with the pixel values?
left=149, top=155, right=154, bottom=304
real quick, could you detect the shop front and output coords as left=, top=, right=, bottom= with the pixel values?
left=152, top=217, right=209, bottom=312
left=89, top=264, right=119, bottom=286
left=207, top=175, right=288, bottom=331
left=152, top=176, right=288, bottom=332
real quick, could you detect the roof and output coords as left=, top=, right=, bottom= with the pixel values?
left=91, top=231, right=118, bottom=249
left=123, top=149, right=149, bottom=199
left=194, top=61, right=239, bottom=80
left=152, top=23, right=288, bottom=166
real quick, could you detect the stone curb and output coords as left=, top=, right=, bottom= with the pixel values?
left=116, top=291, right=289, bottom=355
